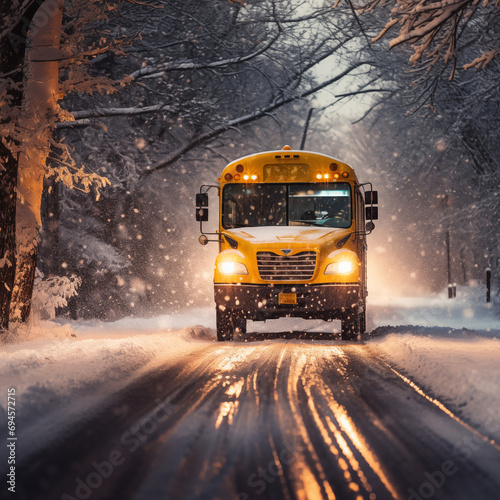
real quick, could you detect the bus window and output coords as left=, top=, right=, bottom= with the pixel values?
left=289, top=183, right=351, bottom=228
left=222, top=184, right=287, bottom=228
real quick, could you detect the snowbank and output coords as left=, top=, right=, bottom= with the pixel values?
left=368, top=284, right=500, bottom=333
left=0, top=321, right=215, bottom=457
left=368, top=329, right=500, bottom=443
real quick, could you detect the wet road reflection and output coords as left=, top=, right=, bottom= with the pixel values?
left=19, top=338, right=500, bottom=500
left=130, top=340, right=500, bottom=500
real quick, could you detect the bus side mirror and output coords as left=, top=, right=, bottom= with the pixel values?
left=365, top=191, right=378, bottom=204
left=366, top=221, right=375, bottom=232
left=196, top=208, right=208, bottom=221
left=196, top=193, right=208, bottom=207
left=366, top=206, right=378, bottom=220
left=196, top=193, right=209, bottom=222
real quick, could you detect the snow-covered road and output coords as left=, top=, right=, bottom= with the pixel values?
left=2, top=288, right=500, bottom=500
left=5, top=330, right=500, bottom=500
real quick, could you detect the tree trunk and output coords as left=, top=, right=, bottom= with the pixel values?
left=9, top=0, right=65, bottom=323
left=0, top=148, right=18, bottom=331
left=0, top=0, right=45, bottom=331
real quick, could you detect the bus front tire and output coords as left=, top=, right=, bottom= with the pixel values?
left=216, top=308, right=246, bottom=341
left=341, top=307, right=364, bottom=341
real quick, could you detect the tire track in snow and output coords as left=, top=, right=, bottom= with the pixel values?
left=12, top=339, right=500, bottom=500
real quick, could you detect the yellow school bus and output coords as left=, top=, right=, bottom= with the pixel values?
left=196, top=146, right=378, bottom=341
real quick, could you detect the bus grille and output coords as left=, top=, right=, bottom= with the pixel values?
left=256, top=251, right=316, bottom=281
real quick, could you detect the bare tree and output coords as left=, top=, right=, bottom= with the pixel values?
left=9, top=0, right=66, bottom=323
left=60, top=0, right=383, bottom=171
left=0, top=0, right=45, bottom=331
left=0, top=0, right=125, bottom=328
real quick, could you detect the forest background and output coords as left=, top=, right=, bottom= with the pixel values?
left=0, top=0, right=498, bottom=327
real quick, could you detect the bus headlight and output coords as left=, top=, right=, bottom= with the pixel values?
left=324, top=249, right=358, bottom=276
left=217, top=262, right=249, bottom=275
left=324, top=261, right=354, bottom=275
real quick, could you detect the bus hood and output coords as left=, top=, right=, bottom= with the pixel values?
left=226, top=226, right=349, bottom=245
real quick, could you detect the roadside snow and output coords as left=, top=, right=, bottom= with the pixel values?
left=368, top=284, right=500, bottom=333
left=366, top=286, right=500, bottom=443
left=72, top=307, right=216, bottom=333
left=0, top=321, right=215, bottom=458
left=368, top=330, right=500, bottom=443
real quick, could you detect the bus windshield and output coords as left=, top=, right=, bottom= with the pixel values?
left=222, top=182, right=352, bottom=229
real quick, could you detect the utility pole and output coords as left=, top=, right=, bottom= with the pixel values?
left=440, top=193, right=456, bottom=299
left=486, top=268, right=491, bottom=303
left=446, top=230, right=451, bottom=283
left=446, top=230, right=456, bottom=298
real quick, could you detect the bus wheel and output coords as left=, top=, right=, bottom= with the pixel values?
left=341, top=308, right=361, bottom=341
left=359, top=307, right=366, bottom=335
left=216, top=308, right=245, bottom=341
left=235, top=315, right=246, bottom=336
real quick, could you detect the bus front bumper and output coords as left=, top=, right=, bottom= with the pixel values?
left=214, top=283, right=361, bottom=321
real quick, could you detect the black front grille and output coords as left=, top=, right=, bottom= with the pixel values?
left=256, top=251, right=316, bottom=281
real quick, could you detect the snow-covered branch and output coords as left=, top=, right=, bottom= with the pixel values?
left=365, top=0, right=499, bottom=75
left=142, top=61, right=377, bottom=176
left=388, top=0, right=470, bottom=50
left=56, top=103, right=176, bottom=128
left=128, top=32, right=280, bottom=80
